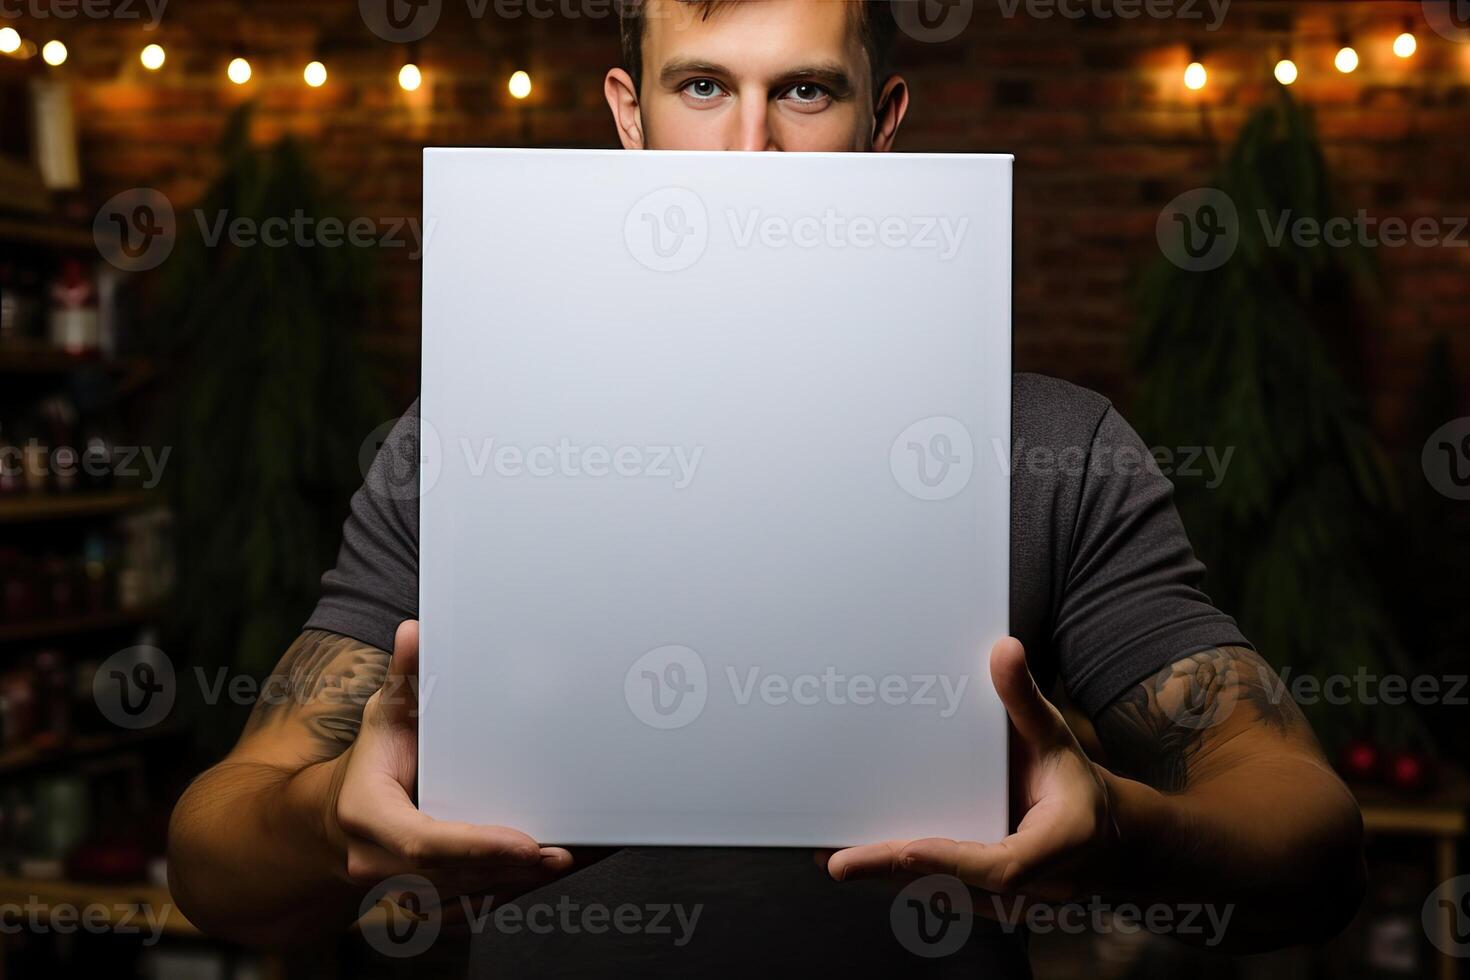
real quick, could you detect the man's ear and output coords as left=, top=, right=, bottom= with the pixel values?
left=604, top=68, right=646, bottom=150
left=871, top=75, right=910, bottom=153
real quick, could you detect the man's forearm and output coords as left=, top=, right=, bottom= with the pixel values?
left=168, top=758, right=361, bottom=946
left=1101, top=746, right=1365, bottom=952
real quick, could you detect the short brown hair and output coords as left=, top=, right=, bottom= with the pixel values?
left=618, top=0, right=898, bottom=99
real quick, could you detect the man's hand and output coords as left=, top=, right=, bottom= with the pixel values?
left=328, top=620, right=574, bottom=904
left=822, top=638, right=1118, bottom=904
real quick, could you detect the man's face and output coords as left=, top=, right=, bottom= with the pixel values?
left=605, top=0, right=908, bottom=152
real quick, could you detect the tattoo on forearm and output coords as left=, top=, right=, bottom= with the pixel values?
left=1094, top=646, right=1311, bottom=793
left=242, top=630, right=390, bottom=757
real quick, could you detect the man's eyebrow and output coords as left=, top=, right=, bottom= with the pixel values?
left=657, top=59, right=733, bottom=86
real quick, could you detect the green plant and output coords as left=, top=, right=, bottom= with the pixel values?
left=1131, top=91, right=1418, bottom=751
left=153, top=105, right=388, bottom=754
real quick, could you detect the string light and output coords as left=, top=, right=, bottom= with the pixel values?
left=1274, top=58, right=1298, bottom=85
left=304, top=60, right=327, bottom=87
left=1183, top=60, right=1207, bottom=90
left=41, top=39, right=67, bottom=66
left=1335, top=32, right=1359, bottom=74
left=140, top=43, right=166, bottom=70
left=508, top=69, right=532, bottom=99
left=228, top=55, right=252, bottom=84
left=1393, top=30, right=1417, bottom=59
left=398, top=62, right=422, bottom=91
left=0, top=27, right=20, bottom=55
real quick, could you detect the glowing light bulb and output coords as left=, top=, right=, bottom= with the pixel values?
left=304, top=60, right=327, bottom=87
left=41, top=39, right=67, bottom=66
left=398, top=62, right=422, bottom=91
left=228, top=56, right=252, bottom=84
left=508, top=69, right=532, bottom=100
left=1393, top=32, right=1417, bottom=59
left=1335, top=46, right=1359, bottom=73
left=140, top=43, right=165, bottom=70
left=0, top=27, right=20, bottom=55
left=1274, top=58, right=1298, bottom=85
left=1183, top=61, right=1207, bottom=91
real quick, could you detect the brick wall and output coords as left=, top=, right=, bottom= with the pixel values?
left=10, top=0, right=1470, bottom=446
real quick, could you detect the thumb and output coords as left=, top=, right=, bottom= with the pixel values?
left=378, top=619, right=420, bottom=726
left=989, top=637, right=1067, bottom=748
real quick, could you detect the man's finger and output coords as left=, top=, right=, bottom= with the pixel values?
left=378, top=619, right=421, bottom=726
left=824, top=840, right=912, bottom=881
left=989, top=637, right=1068, bottom=748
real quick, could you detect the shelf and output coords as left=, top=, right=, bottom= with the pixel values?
left=0, top=607, right=155, bottom=645
left=0, top=726, right=183, bottom=777
left=0, top=345, right=153, bottom=379
left=0, top=490, right=158, bottom=524
left=0, top=217, right=96, bottom=252
left=0, top=876, right=198, bottom=937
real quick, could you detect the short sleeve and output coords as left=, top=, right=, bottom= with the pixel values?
left=1054, top=406, right=1250, bottom=717
left=303, top=402, right=421, bottom=652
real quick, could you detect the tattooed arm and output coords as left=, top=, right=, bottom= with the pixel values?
left=167, top=622, right=572, bottom=947
left=1090, top=645, right=1365, bottom=948
left=826, top=640, right=1364, bottom=953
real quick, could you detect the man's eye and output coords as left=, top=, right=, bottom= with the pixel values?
left=683, top=78, right=725, bottom=100
left=783, top=83, right=829, bottom=104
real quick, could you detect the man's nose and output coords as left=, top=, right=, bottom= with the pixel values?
left=733, top=101, right=778, bottom=151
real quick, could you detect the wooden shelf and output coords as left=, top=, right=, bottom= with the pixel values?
left=0, top=726, right=183, bottom=777
left=0, top=607, right=155, bottom=645
left=0, top=876, right=197, bottom=937
left=0, top=491, right=157, bottom=524
left=0, top=344, right=148, bottom=374
left=0, top=217, right=96, bottom=252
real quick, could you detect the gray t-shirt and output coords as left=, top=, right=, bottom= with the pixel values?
left=307, top=372, right=1247, bottom=977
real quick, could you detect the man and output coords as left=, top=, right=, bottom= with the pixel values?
left=168, top=1, right=1365, bottom=975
